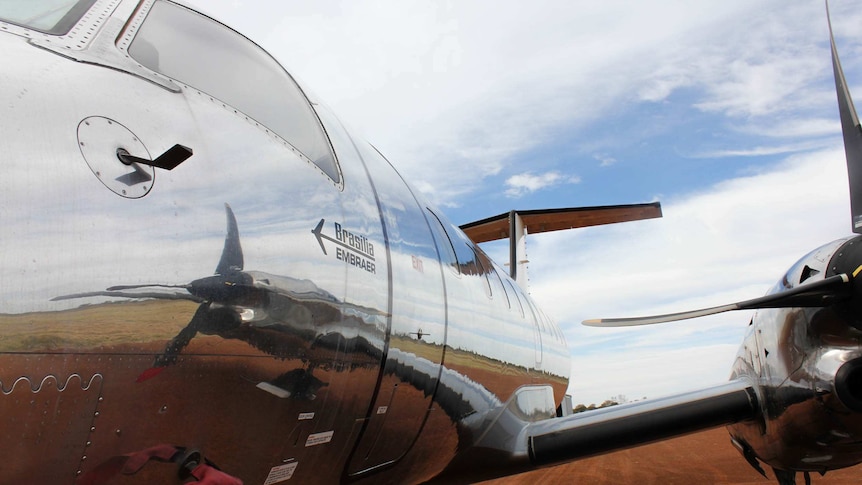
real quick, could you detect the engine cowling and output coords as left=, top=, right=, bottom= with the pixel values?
left=729, top=235, right=862, bottom=475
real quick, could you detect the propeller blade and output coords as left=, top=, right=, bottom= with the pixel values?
left=215, top=203, right=244, bottom=275
left=106, top=283, right=188, bottom=291
left=828, top=3, right=862, bottom=234
left=583, top=274, right=851, bottom=327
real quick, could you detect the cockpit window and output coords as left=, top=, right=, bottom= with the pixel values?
left=0, top=0, right=96, bottom=35
left=128, top=1, right=340, bottom=183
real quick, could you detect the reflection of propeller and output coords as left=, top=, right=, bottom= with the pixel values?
left=51, top=203, right=242, bottom=305
left=585, top=15, right=862, bottom=328
left=144, top=303, right=242, bottom=373
left=52, top=290, right=200, bottom=302
left=215, top=202, right=243, bottom=275
left=138, top=204, right=247, bottom=380
left=51, top=203, right=344, bottom=392
left=106, top=284, right=188, bottom=291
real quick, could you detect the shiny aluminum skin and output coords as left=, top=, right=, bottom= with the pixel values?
left=729, top=236, right=862, bottom=476
left=0, top=1, right=569, bottom=483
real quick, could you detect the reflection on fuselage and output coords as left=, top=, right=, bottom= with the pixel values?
left=0, top=0, right=570, bottom=483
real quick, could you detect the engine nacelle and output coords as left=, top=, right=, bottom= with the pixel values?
left=729, top=236, right=862, bottom=475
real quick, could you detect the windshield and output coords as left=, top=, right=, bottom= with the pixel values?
left=128, top=1, right=340, bottom=183
left=0, top=0, right=96, bottom=35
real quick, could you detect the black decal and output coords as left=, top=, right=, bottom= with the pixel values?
left=313, top=219, right=377, bottom=274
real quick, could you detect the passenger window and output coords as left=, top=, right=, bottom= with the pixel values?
left=524, top=296, right=539, bottom=325
left=506, top=280, right=525, bottom=317
left=472, top=246, right=492, bottom=298
left=128, top=1, right=340, bottom=183
left=426, top=208, right=459, bottom=272
left=491, top=265, right=511, bottom=309
left=453, top=240, right=479, bottom=275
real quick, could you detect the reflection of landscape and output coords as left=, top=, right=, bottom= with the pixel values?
left=0, top=1, right=585, bottom=478
left=0, top=189, right=572, bottom=485
left=0, top=298, right=563, bottom=483
left=42, top=204, right=389, bottom=378
left=390, top=334, right=567, bottom=400
left=0, top=300, right=198, bottom=352
left=0, top=251, right=567, bottom=483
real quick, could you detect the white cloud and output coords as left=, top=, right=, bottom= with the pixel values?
left=528, top=146, right=849, bottom=404
left=694, top=139, right=836, bottom=158
left=504, top=171, right=580, bottom=198
left=733, top=118, right=840, bottom=139
left=594, top=154, right=617, bottom=167
left=569, top=344, right=739, bottom=405
left=187, top=0, right=852, bottom=204
left=184, top=0, right=862, bottom=406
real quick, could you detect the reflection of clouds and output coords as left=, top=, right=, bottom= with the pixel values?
left=444, top=277, right=538, bottom=370
left=529, top=149, right=849, bottom=404
left=386, top=250, right=446, bottom=344
left=0, top=61, right=358, bottom=313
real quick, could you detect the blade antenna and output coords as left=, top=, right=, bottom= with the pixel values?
left=215, top=203, right=244, bottom=275
left=828, top=1, right=862, bottom=233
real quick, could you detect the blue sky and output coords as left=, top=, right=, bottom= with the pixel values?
left=185, top=0, right=862, bottom=404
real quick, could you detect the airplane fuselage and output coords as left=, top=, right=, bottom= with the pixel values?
left=0, top=1, right=569, bottom=483
left=13, top=2, right=862, bottom=485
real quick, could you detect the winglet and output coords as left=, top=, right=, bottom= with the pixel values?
left=460, top=202, right=662, bottom=244
left=460, top=202, right=662, bottom=289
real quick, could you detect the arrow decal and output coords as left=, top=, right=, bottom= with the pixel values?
left=312, top=219, right=377, bottom=274
left=312, top=218, right=329, bottom=255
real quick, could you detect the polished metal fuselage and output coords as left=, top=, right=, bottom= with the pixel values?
left=0, top=1, right=569, bottom=483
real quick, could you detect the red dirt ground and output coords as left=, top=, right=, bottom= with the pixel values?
left=480, top=427, right=862, bottom=484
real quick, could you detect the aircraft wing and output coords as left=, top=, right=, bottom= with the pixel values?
left=525, top=379, right=757, bottom=466
left=436, top=379, right=758, bottom=483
